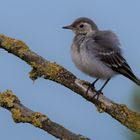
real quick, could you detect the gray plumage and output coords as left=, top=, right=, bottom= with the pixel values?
left=63, top=17, right=140, bottom=90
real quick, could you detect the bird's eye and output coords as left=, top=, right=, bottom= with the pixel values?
left=79, top=24, right=84, bottom=28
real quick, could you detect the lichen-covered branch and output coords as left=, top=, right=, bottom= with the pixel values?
left=0, top=34, right=140, bottom=134
left=0, top=90, right=90, bottom=140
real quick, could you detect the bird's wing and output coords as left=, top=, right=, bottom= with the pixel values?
left=89, top=30, right=138, bottom=81
left=97, top=50, right=139, bottom=83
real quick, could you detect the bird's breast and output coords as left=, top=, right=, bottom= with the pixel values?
left=71, top=42, right=116, bottom=79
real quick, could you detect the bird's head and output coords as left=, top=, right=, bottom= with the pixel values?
left=63, top=17, right=98, bottom=34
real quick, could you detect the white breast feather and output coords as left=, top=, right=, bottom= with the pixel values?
left=71, top=43, right=116, bottom=79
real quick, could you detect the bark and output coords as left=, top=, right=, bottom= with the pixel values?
left=0, top=34, right=140, bottom=136
left=0, top=90, right=90, bottom=140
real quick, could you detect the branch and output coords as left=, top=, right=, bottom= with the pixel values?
left=0, top=34, right=140, bottom=134
left=0, top=90, right=90, bottom=140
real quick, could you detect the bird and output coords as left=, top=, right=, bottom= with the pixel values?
left=63, top=17, right=140, bottom=96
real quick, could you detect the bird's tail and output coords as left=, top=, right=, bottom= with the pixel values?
left=133, top=77, right=140, bottom=86
left=117, top=65, right=140, bottom=86
left=119, top=69, right=140, bottom=86
left=125, top=73, right=140, bottom=86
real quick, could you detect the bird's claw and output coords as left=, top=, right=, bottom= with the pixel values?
left=92, top=90, right=103, bottom=100
left=85, top=83, right=95, bottom=95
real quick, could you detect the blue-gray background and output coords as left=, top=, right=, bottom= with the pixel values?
left=0, top=0, right=140, bottom=140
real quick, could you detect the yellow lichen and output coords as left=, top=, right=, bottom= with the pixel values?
left=96, top=102, right=106, bottom=113
left=30, top=62, right=62, bottom=80
left=110, top=104, right=140, bottom=133
left=0, top=35, right=29, bottom=58
left=11, top=108, right=31, bottom=123
left=29, top=63, right=44, bottom=79
left=1, top=90, right=16, bottom=107
left=31, top=112, right=48, bottom=128
left=30, top=62, right=37, bottom=67
left=29, top=68, right=40, bottom=81
left=11, top=108, right=22, bottom=122
left=44, top=63, right=62, bottom=79
left=0, top=35, right=15, bottom=49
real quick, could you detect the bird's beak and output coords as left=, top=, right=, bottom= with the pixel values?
left=62, top=25, right=74, bottom=30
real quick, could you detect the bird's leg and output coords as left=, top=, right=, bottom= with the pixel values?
left=86, top=78, right=99, bottom=95
left=93, top=78, right=111, bottom=100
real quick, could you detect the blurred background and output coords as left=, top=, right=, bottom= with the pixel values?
left=0, top=0, right=140, bottom=140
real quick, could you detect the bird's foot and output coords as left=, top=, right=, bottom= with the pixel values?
left=85, top=83, right=95, bottom=95
left=85, top=79, right=99, bottom=97
left=92, top=89, right=103, bottom=100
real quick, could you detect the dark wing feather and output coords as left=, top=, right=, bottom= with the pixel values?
left=97, top=51, right=137, bottom=80
left=93, top=31, right=138, bottom=82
